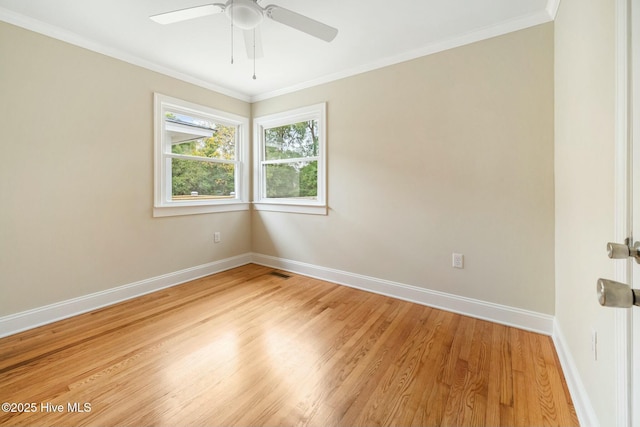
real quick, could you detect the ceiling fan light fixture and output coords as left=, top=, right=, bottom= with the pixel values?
left=226, top=0, right=263, bottom=30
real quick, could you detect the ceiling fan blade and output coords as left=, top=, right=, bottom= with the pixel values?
left=150, top=4, right=225, bottom=25
left=265, top=5, right=338, bottom=42
left=243, top=28, right=264, bottom=59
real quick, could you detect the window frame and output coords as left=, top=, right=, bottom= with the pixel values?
left=153, top=93, right=249, bottom=217
left=253, top=103, right=327, bottom=215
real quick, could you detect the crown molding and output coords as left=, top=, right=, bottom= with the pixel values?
left=546, top=0, right=561, bottom=20
left=251, top=8, right=554, bottom=102
left=1, top=3, right=558, bottom=104
left=0, top=6, right=251, bottom=102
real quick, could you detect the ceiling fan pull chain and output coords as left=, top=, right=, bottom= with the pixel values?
left=252, top=28, right=257, bottom=80
left=230, top=0, right=234, bottom=64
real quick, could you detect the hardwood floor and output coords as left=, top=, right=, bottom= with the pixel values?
left=0, top=264, right=578, bottom=426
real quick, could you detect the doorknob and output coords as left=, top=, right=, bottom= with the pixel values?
left=597, top=278, right=640, bottom=308
left=607, top=240, right=640, bottom=263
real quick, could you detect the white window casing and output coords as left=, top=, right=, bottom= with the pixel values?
left=153, top=93, right=249, bottom=217
left=253, top=103, right=327, bottom=215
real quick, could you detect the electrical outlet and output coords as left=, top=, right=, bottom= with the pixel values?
left=452, top=253, right=464, bottom=269
left=214, top=232, right=221, bottom=243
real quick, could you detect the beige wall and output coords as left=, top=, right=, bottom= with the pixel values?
left=0, top=21, right=555, bottom=318
left=554, top=0, right=617, bottom=424
left=0, top=22, right=252, bottom=316
left=252, top=23, right=555, bottom=314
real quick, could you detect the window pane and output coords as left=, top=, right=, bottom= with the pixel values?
left=167, top=113, right=236, bottom=160
left=264, top=120, right=318, bottom=160
left=172, top=158, right=236, bottom=200
left=264, top=161, right=317, bottom=199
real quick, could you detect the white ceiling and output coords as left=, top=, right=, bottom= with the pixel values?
left=0, top=0, right=555, bottom=101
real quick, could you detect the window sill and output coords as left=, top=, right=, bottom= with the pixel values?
left=153, top=202, right=250, bottom=217
left=253, top=202, right=327, bottom=215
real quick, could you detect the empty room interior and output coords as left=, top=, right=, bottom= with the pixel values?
left=0, top=0, right=632, bottom=425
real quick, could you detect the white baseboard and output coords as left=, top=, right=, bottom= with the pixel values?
left=552, top=320, right=599, bottom=427
left=1, top=252, right=555, bottom=337
left=251, top=253, right=554, bottom=335
left=0, top=253, right=252, bottom=338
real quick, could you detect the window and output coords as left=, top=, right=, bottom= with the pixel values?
left=154, top=94, right=249, bottom=217
left=253, top=103, right=327, bottom=215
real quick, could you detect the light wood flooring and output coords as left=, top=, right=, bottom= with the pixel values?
left=0, top=264, right=578, bottom=426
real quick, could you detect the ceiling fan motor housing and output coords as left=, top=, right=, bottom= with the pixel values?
left=226, top=0, right=264, bottom=30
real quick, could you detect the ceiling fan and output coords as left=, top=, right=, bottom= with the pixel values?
left=150, top=0, right=338, bottom=69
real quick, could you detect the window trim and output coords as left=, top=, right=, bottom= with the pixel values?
left=253, top=103, right=327, bottom=215
left=153, top=93, right=249, bottom=217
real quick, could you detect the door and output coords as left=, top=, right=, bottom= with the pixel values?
left=633, top=0, right=640, bottom=423
left=597, top=1, right=638, bottom=426
left=632, top=1, right=640, bottom=425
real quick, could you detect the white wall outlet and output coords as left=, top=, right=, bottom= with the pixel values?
left=214, top=232, right=221, bottom=243
left=452, top=253, right=464, bottom=269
